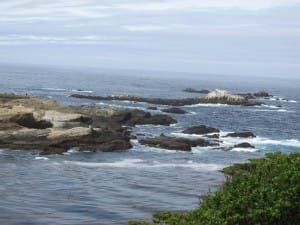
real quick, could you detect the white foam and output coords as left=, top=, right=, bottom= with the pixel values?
left=250, top=137, right=300, bottom=148
left=63, top=148, right=80, bottom=155
left=34, top=156, right=49, bottom=160
left=40, top=88, right=66, bottom=92
left=72, top=89, right=93, bottom=93
left=96, top=102, right=145, bottom=110
left=269, top=96, right=298, bottom=103
left=231, top=148, right=258, bottom=152
left=63, top=158, right=224, bottom=171
left=185, top=103, right=229, bottom=108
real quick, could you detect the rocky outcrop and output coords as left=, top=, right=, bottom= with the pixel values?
left=224, top=132, right=256, bottom=138
left=70, top=91, right=262, bottom=107
left=254, top=91, right=271, bottom=98
left=139, top=134, right=219, bottom=151
left=0, top=94, right=177, bottom=155
left=233, top=143, right=255, bottom=148
left=183, top=125, right=220, bottom=135
left=161, top=107, right=187, bottom=114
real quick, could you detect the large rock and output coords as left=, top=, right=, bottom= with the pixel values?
left=139, top=134, right=219, bottom=151
left=70, top=92, right=262, bottom=107
left=183, top=125, right=220, bottom=135
left=254, top=91, right=271, bottom=98
left=224, top=132, right=256, bottom=138
left=233, top=142, right=255, bottom=148
left=161, top=107, right=187, bottom=114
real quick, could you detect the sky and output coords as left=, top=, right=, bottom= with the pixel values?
left=0, top=0, right=300, bottom=77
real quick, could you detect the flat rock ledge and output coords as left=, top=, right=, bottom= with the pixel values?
left=70, top=90, right=262, bottom=107
left=0, top=94, right=176, bottom=155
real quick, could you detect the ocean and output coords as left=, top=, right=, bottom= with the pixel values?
left=0, top=64, right=299, bottom=225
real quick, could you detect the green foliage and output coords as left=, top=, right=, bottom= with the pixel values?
left=0, top=93, right=27, bottom=99
left=130, top=152, right=300, bottom=225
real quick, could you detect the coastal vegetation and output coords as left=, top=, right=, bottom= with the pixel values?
left=130, top=152, right=300, bottom=225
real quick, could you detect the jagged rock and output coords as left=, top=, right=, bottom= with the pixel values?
left=162, top=107, right=187, bottom=114
left=139, top=134, right=219, bottom=151
left=224, top=131, right=256, bottom=138
left=234, top=142, right=255, bottom=148
left=254, top=91, right=271, bottom=97
left=183, top=125, right=219, bottom=135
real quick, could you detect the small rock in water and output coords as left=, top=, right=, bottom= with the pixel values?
left=162, top=107, right=187, bottom=114
left=224, top=131, right=256, bottom=138
left=183, top=125, right=220, bottom=135
left=233, top=142, right=255, bottom=148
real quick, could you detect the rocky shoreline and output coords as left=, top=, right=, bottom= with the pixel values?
left=0, top=94, right=176, bottom=155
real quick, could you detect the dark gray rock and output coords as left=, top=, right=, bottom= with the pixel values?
left=183, top=125, right=220, bottom=135
left=224, top=131, right=256, bottom=138
left=162, top=107, right=187, bottom=114
left=234, top=142, right=255, bottom=148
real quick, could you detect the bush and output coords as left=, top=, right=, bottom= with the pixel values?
left=130, top=152, right=300, bottom=225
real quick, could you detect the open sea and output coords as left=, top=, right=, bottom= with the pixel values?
left=0, top=64, right=299, bottom=225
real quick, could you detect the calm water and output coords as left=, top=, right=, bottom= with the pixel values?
left=0, top=64, right=299, bottom=225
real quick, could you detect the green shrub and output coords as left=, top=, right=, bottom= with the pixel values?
left=130, top=152, right=300, bottom=225
left=0, top=93, right=27, bottom=99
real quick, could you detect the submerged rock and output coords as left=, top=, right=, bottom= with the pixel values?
left=183, top=125, right=220, bottom=135
left=162, top=107, right=187, bottom=114
left=224, top=131, right=256, bottom=138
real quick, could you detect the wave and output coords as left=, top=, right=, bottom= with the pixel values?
left=39, top=88, right=66, bottom=92
left=231, top=147, right=258, bottom=152
left=185, top=103, right=229, bottom=108
left=34, top=156, right=49, bottom=160
left=251, top=109, right=294, bottom=113
left=269, top=97, right=298, bottom=103
left=63, top=158, right=224, bottom=171
left=96, top=102, right=145, bottom=110
left=72, top=89, right=93, bottom=93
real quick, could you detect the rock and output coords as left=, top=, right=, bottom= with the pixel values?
left=224, top=131, right=256, bottom=138
left=233, top=142, right=255, bottom=148
left=139, top=134, right=219, bottom=151
left=254, top=91, right=271, bottom=98
left=147, top=107, right=158, bottom=110
left=10, top=113, right=53, bottom=129
left=183, top=88, right=210, bottom=94
left=205, top=134, right=220, bottom=139
left=183, top=125, right=219, bottom=135
left=70, top=92, right=262, bottom=107
left=161, top=107, right=187, bottom=114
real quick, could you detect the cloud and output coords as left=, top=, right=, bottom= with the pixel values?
left=116, top=0, right=300, bottom=11
left=0, top=34, right=131, bottom=45
left=123, top=25, right=166, bottom=32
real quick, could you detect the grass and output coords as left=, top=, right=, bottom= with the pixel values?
left=129, top=152, right=300, bottom=225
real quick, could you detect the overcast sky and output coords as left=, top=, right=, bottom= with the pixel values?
left=0, top=0, right=300, bottom=77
